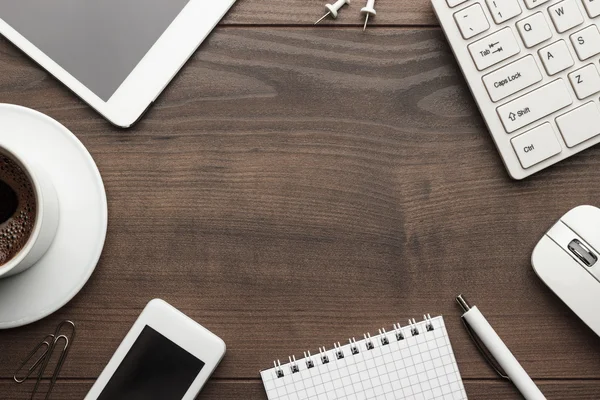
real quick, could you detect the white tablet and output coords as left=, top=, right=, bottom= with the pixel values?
left=0, top=0, right=236, bottom=127
left=84, top=299, right=226, bottom=400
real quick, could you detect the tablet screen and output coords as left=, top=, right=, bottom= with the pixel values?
left=97, top=325, right=205, bottom=400
left=0, top=0, right=191, bottom=101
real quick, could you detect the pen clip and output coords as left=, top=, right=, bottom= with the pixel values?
left=461, top=318, right=509, bottom=380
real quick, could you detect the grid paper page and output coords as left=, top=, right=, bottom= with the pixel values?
left=261, top=316, right=467, bottom=400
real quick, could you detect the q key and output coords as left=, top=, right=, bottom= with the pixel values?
left=517, top=12, right=553, bottom=48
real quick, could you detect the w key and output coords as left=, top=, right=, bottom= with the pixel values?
left=549, top=0, right=584, bottom=33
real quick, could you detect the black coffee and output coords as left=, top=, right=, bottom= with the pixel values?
left=0, top=154, right=36, bottom=266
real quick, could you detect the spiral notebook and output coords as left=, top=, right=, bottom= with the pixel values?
left=260, top=315, right=467, bottom=400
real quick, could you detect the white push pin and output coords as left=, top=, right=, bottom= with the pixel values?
left=315, top=0, right=351, bottom=25
left=361, top=0, right=376, bottom=31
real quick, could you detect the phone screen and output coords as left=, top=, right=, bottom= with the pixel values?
left=97, top=325, right=205, bottom=400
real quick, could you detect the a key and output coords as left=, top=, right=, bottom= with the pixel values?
left=497, top=79, right=572, bottom=133
left=549, top=0, right=584, bottom=33
left=516, top=12, right=553, bottom=48
left=511, top=123, right=561, bottom=168
left=570, top=26, right=600, bottom=60
left=447, top=0, right=468, bottom=7
left=468, top=28, right=521, bottom=70
left=454, top=4, right=490, bottom=39
left=538, top=40, right=574, bottom=75
left=568, top=64, right=600, bottom=99
left=556, top=102, right=600, bottom=147
left=523, top=0, right=551, bottom=9
left=486, top=0, right=522, bottom=24
left=482, top=56, right=543, bottom=102
left=582, top=0, right=600, bottom=18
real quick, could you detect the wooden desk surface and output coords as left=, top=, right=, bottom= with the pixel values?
left=2, top=1, right=600, bottom=399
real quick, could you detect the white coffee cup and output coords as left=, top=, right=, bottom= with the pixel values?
left=0, top=145, right=59, bottom=278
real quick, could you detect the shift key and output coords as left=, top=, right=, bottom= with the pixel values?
left=497, top=79, right=572, bottom=133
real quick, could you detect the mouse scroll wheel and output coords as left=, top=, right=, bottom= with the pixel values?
left=568, top=239, right=598, bottom=267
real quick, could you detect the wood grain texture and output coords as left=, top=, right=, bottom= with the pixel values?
left=0, top=11, right=600, bottom=400
left=222, top=0, right=437, bottom=27
left=2, top=380, right=600, bottom=400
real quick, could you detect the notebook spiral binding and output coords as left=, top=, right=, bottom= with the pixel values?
left=273, top=314, right=436, bottom=378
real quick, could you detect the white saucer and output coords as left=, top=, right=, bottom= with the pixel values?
left=0, top=104, right=107, bottom=329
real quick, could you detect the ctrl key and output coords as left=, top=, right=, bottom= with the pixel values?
left=511, top=123, right=561, bottom=168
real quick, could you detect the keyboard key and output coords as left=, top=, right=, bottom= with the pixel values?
left=582, top=0, right=600, bottom=18
left=539, top=40, right=574, bottom=75
left=517, top=12, right=553, bottom=48
left=483, top=56, right=543, bottom=102
left=447, top=0, right=468, bottom=7
left=568, top=64, right=600, bottom=99
left=570, top=26, right=600, bottom=60
left=432, top=0, right=600, bottom=178
left=497, top=79, right=572, bottom=132
left=511, top=123, right=561, bottom=168
left=468, top=28, right=521, bottom=70
left=556, top=102, right=600, bottom=147
left=454, top=4, right=490, bottom=39
left=486, top=0, right=522, bottom=24
left=549, top=0, right=584, bottom=33
left=523, top=0, right=551, bottom=9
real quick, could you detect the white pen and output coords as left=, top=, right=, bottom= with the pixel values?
left=456, top=295, right=546, bottom=400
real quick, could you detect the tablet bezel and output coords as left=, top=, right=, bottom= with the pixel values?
left=83, top=299, right=226, bottom=400
left=0, top=0, right=236, bottom=128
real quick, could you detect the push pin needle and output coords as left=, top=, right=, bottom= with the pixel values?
left=361, top=0, right=376, bottom=31
left=315, top=0, right=351, bottom=25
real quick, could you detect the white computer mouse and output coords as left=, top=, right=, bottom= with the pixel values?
left=532, top=205, right=600, bottom=337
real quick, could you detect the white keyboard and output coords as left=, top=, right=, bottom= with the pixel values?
left=433, top=0, right=600, bottom=179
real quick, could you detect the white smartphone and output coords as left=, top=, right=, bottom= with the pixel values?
left=0, top=0, right=236, bottom=127
left=84, top=299, right=226, bottom=400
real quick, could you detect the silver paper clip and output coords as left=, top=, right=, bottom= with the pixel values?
left=13, top=320, right=76, bottom=400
